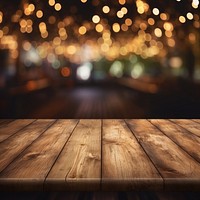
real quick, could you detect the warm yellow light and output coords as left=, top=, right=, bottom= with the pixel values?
left=152, top=8, right=159, bottom=15
left=163, top=22, right=173, bottom=31
left=119, top=0, right=126, bottom=5
left=53, top=37, right=61, bottom=45
left=49, top=0, right=55, bottom=6
left=79, top=26, right=87, bottom=35
left=165, top=31, right=173, bottom=38
left=20, top=19, right=27, bottom=28
left=27, top=19, right=33, bottom=26
left=186, top=12, right=193, bottom=20
left=55, top=3, right=62, bottom=11
left=39, top=22, right=47, bottom=33
left=67, top=45, right=77, bottom=55
left=137, top=7, right=144, bottom=14
left=160, top=13, right=168, bottom=21
left=140, top=23, right=147, bottom=30
left=102, top=6, right=110, bottom=13
left=121, top=7, right=128, bottom=14
left=36, top=10, right=43, bottom=18
left=59, top=28, right=67, bottom=37
left=117, top=11, right=124, bottom=18
left=41, top=31, right=48, bottom=38
left=92, top=15, right=100, bottom=23
left=27, top=26, right=33, bottom=33
left=95, top=24, right=103, bottom=32
left=167, top=38, right=175, bottom=47
left=121, top=24, right=128, bottom=31
left=112, top=23, right=120, bottom=32
left=81, top=0, right=87, bottom=3
left=154, top=28, right=162, bottom=37
left=23, top=41, right=31, bottom=51
left=148, top=18, right=155, bottom=25
left=125, top=18, right=132, bottom=26
left=179, top=16, right=186, bottom=23
left=29, top=4, right=35, bottom=12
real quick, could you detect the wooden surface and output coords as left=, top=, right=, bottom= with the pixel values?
left=0, top=119, right=199, bottom=191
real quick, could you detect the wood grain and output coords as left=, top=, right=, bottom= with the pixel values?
left=0, top=119, right=35, bottom=142
left=149, top=120, right=200, bottom=163
left=0, top=120, right=13, bottom=127
left=45, top=120, right=101, bottom=191
left=0, top=120, right=78, bottom=191
left=170, top=119, right=200, bottom=137
left=126, top=119, right=200, bottom=190
left=102, top=120, right=162, bottom=191
left=0, top=119, right=55, bottom=173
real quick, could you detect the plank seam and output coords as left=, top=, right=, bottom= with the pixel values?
left=43, top=120, right=80, bottom=191
left=0, top=119, right=57, bottom=175
left=124, top=119, right=165, bottom=190
left=191, top=119, right=200, bottom=125
left=148, top=120, right=200, bottom=165
left=168, top=119, right=200, bottom=138
left=100, top=119, right=103, bottom=191
left=0, top=119, right=37, bottom=144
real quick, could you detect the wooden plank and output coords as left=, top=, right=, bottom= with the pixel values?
left=0, top=120, right=13, bottom=127
left=0, top=119, right=35, bottom=142
left=0, top=119, right=55, bottom=173
left=170, top=119, right=200, bottom=137
left=102, top=120, right=162, bottom=191
left=45, top=120, right=101, bottom=191
left=0, top=120, right=78, bottom=191
left=126, top=119, right=200, bottom=191
left=149, top=120, right=200, bottom=163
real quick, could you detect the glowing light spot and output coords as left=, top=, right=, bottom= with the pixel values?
left=23, top=41, right=31, bottom=51
left=179, top=16, right=186, bottom=23
left=125, top=18, right=132, bottom=26
left=49, top=0, right=55, bottom=6
left=77, top=62, right=93, bottom=80
left=167, top=38, right=175, bottom=47
left=117, top=11, right=124, bottom=18
left=160, top=13, right=168, bottom=20
left=163, top=22, right=173, bottom=31
left=67, top=45, right=77, bottom=55
left=92, top=15, right=100, bottom=23
left=154, top=28, right=162, bottom=37
left=152, top=8, right=159, bottom=15
left=119, top=0, right=126, bottom=5
left=187, top=12, right=193, bottom=20
left=79, top=26, right=87, bottom=35
left=61, top=67, right=71, bottom=77
left=165, top=31, right=173, bottom=38
left=121, top=24, right=128, bottom=31
left=131, top=63, right=144, bottom=78
left=169, top=57, right=183, bottom=68
left=148, top=18, right=155, bottom=25
left=112, top=23, right=120, bottom=32
left=121, top=7, right=128, bottom=14
left=81, top=0, right=87, bottom=3
left=55, top=3, right=62, bottom=11
left=95, top=24, right=103, bottom=32
left=110, top=61, right=124, bottom=78
left=36, top=10, right=43, bottom=18
left=102, top=6, right=110, bottom=13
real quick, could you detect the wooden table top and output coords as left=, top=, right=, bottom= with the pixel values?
left=0, top=119, right=200, bottom=192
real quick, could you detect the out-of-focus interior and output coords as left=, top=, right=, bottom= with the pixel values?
left=0, top=0, right=200, bottom=118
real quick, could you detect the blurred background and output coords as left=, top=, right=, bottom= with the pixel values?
left=0, top=0, right=200, bottom=118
